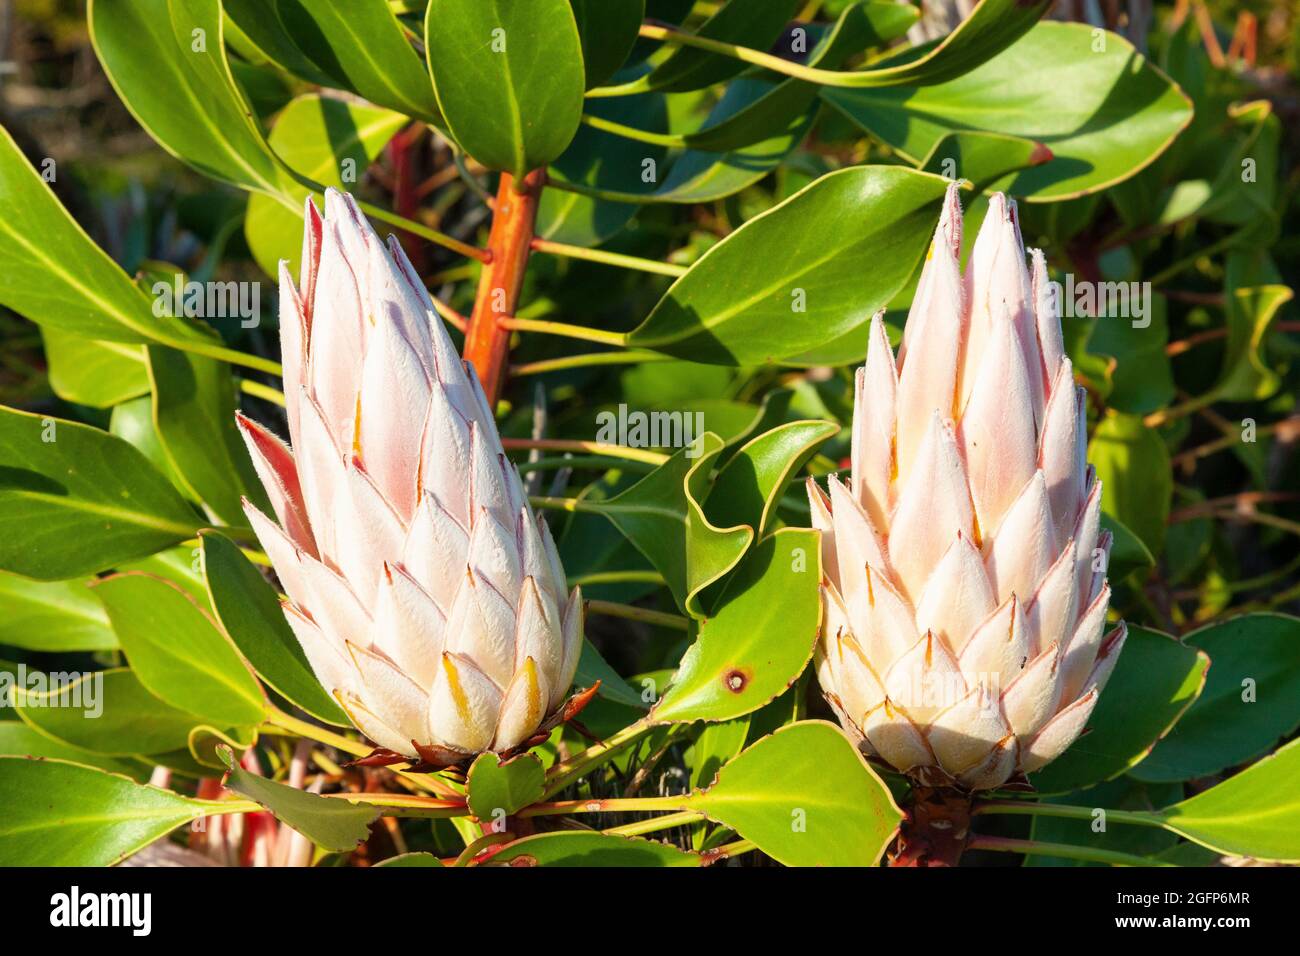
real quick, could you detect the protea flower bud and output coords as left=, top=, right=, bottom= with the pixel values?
left=809, top=185, right=1126, bottom=790
left=238, top=189, right=583, bottom=765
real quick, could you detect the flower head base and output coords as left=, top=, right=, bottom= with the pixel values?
left=239, top=189, right=583, bottom=764
left=810, top=184, right=1125, bottom=790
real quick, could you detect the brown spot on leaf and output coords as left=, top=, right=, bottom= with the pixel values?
left=723, top=668, right=751, bottom=693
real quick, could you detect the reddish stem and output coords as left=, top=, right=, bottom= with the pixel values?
left=387, top=124, right=428, bottom=273
left=462, top=170, right=545, bottom=405
left=889, top=788, right=973, bottom=867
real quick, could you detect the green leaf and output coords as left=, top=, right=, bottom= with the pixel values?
left=147, top=346, right=268, bottom=525
left=1084, top=292, right=1175, bottom=415
left=1215, top=284, right=1293, bottom=402
left=0, top=406, right=198, bottom=580
left=376, top=851, right=445, bottom=867
left=536, top=92, right=667, bottom=246
left=823, top=22, right=1193, bottom=200
left=591, top=433, right=752, bottom=617
left=217, top=745, right=378, bottom=852
left=706, top=421, right=838, bottom=538
left=680, top=2, right=920, bottom=154
left=0, top=572, right=117, bottom=652
left=228, top=0, right=442, bottom=124
left=246, top=94, right=407, bottom=278
left=93, top=573, right=266, bottom=728
left=1098, top=512, right=1155, bottom=582
left=649, top=77, right=815, bottom=204
left=1130, top=614, right=1300, bottom=784
left=89, top=0, right=292, bottom=200
left=1026, top=778, right=1182, bottom=866
left=1089, top=410, right=1172, bottom=559
left=39, top=330, right=149, bottom=408
left=16, top=668, right=213, bottom=756
left=644, top=0, right=799, bottom=93
left=201, top=531, right=348, bottom=725
left=680, top=721, right=901, bottom=866
left=1154, top=738, right=1300, bottom=862
left=919, top=131, right=1052, bottom=192
left=487, top=831, right=701, bottom=866
left=654, top=530, right=820, bottom=723
left=686, top=716, right=750, bottom=790
left=0, top=126, right=210, bottom=346
left=424, top=0, right=585, bottom=179
left=575, top=638, right=647, bottom=710
left=569, top=0, right=643, bottom=89
left=466, top=752, right=545, bottom=819
left=628, top=166, right=949, bottom=364
left=0, top=724, right=145, bottom=779
left=1029, top=626, right=1208, bottom=795
left=0, top=756, right=216, bottom=866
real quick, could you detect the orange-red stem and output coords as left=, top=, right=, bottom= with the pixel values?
left=462, top=170, right=545, bottom=405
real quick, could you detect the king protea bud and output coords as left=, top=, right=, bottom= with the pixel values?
left=809, top=185, right=1126, bottom=790
left=238, top=189, right=583, bottom=765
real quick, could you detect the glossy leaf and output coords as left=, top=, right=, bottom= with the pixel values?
left=0, top=756, right=217, bottom=866
left=0, top=572, right=117, bottom=653
left=90, top=0, right=292, bottom=200
left=40, top=331, right=149, bottom=408
left=201, top=531, right=348, bottom=725
left=919, top=131, right=1052, bottom=192
left=0, top=724, right=145, bottom=779
left=1131, top=614, right=1300, bottom=783
left=1099, top=512, right=1155, bottom=582
left=16, top=668, right=212, bottom=756
left=681, top=1, right=920, bottom=153
left=94, top=573, right=265, bottom=728
left=1089, top=411, right=1172, bottom=559
left=706, top=421, right=838, bottom=538
left=823, top=22, right=1193, bottom=200
left=148, top=346, right=268, bottom=525
left=681, top=721, right=902, bottom=866
left=1155, top=738, right=1300, bottom=862
left=575, top=638, right=647, bottom=710
left=654, top=530, right=820, bottom=723
left=376, top=851, right=445, bottom=867
left=466, top=752, right=545, bottom=819
left=228, top=0, right=442, bottom=124
left=629, top=166, right=949, bottom=364
left=592, top=433, right=752, bottom=617
left=246, top=94, right=407, bottom=278
left=686, top=716, right=750, bottom=791
left=0, top=406, right=198, bottom=580
left=217, top=746, right=378, bottom=852
left=424, top=0, right=585, bottom=179
left=569, top=0, right=643, bottom=89
left=643, top=0, right=799, bottom=93
left=1030, top=626, right=1208, bottom=794
left=487, top=831, right=700, bottom=867
left=1215, top=284, right=1293, bottom=402
left=0, top=126, right=209, bottom=346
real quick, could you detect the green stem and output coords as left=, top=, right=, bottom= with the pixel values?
left=455, top=831, right=515, bottom=866
left=163, top=336, right=282, bottom=377
left=974, top=800, right=1165, bottom=829
left=518, top=455, right=654, bottom=475
left=503, top=437, right=668, bottom=465
left=570, top=569, right=665, bottom=586
left=704, top=838, right=757, bottom=862
left=1148, top=231, right=1243, bottom=287
left=511, top=350, right=671, bottom=377
left=531, top=237, right=687, bottom=277
left=542, top=718, right=655, bottom=799
left=530, top=495, right=606, bottom=516
left=519, top=796, right=686, bottom=817
left=968, top=835, right=1177, bottom=867
left=324, top=793, right=470, bottom=819
left=586, top=599, right=690, bottom=632
left=605, top=810, right=705, bottom=837
left=580, top=113, right=687, bottom=148
left=498, top=316, right=629, bottom=348
left=266, top=707, right=369, bottom=758
left=239, top=378, right=286, bottom=407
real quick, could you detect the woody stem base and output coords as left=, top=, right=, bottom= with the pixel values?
left=889, top=787, right=973, bottom=867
